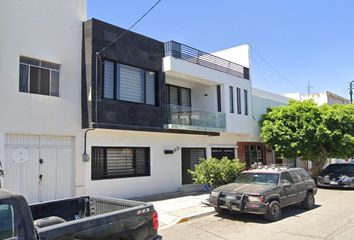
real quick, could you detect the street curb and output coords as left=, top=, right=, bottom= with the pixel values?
left=159, top=210, right=215, bottom=231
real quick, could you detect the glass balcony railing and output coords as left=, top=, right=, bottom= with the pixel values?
left=165, top=104, right=226, bottom=132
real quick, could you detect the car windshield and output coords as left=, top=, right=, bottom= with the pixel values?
left=234, top=172, right=279, bottom=185
left=323, top=164, right=354, bottom=176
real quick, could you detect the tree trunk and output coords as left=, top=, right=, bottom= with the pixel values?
left=311, top=148, right=328, bottom=177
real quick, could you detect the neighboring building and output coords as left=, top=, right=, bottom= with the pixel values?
left=0, top=0, right=289, bottom=201
left=237, top=88, right=289, bottom=167
left=284, top=91, right=350, bottom=105
left=284, top=91, right=350, bottom=168
left=0, top=0, right=87, bottom=203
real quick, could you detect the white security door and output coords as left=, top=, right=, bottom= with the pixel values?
left=38, top=147, right=57, bottom=202
left=4, top=134, right=73, bottom=203
left=4, top=146, right=40, bottom=203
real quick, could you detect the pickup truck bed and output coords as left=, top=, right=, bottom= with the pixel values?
left=0, top=189, right=160, bottom=240
left=32, top=196, right=158, bottom=240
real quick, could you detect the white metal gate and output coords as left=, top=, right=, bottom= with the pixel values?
left=4, top=134, right=73, bottom=203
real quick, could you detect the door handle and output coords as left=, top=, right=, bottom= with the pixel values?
left=39, top=159, right=44, bottom=165
left=39, top=174, right=43, bottom=182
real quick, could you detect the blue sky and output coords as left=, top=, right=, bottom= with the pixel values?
left=88, top=0, right=354, bottom=99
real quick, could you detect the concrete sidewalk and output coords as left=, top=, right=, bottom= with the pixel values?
left=134, top=191, right=215, bottom=230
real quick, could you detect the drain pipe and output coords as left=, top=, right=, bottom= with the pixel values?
left=83, top=128, right=95, bottom=162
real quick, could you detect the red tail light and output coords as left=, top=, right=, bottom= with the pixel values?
left=152, top=211, right=159, bottom=230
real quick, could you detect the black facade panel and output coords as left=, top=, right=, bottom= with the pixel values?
left=82, top=18, right=166, bottom=130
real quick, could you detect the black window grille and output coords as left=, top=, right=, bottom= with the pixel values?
left=91, top=147, right=150, bottom=180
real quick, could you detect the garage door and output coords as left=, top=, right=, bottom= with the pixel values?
left=4, top=134, right=73, bottom=203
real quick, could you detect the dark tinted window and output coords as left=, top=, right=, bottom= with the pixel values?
left=103, top=60, right=157, bottom=105
left=289, top=171, right=302, bottom=183
left=297, top=169, right=311, bottom=180
left=40, top=68, right=50, bottom=95
left=217, top=85, right=221, bottom=112
left=19, top=64, right=29, bottom=92
left=0, top=204, right=17, bottom=239
left=229, top=86, right=234, bottom=113
left=323, top=164, right=354, bottom=176
left=19, top=56, right=60, bottom=97
left=29, top=66, right=40, bottom=94
left=244, top=89, right=248, bottom=115
left=280, top=172, right=294, bottom=184
left=236, top=87, right=241, bottom=114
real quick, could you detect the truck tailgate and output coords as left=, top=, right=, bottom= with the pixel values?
left=31, top=196, right=159, bottom=240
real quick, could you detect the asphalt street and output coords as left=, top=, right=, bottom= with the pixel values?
left=160, top=188, right=354, bottom=240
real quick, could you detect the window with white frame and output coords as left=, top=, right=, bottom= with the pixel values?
left=103, top=60, right=156, bottom=105
left=19, top=56, right=60, bottom=96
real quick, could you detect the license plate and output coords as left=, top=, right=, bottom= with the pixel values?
left=330, top=181, right=338, bottom=185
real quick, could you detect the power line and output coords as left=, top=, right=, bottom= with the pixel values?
left=94, top=0, right=163, bottom=123
left=98, top=0, right=163, bottom=55
left=251, top=54, right=276, bottom=92
left=251, top=46, right=302, bottom=90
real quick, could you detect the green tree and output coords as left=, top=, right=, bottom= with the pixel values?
left=261, top=100, right=354, bottom=176
left=188, top=157, right=245, bottom=187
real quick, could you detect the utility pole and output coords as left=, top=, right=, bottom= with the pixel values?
left=350, top=80, right=354, bottom=104
left=307, top=81, right=314, bottom=94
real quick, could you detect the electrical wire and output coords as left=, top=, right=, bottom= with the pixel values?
left=97, top=0, right=163, bottom=55
left=252, top=53, right=276, bottom=92
left=251, top=46, right=302, bottom=90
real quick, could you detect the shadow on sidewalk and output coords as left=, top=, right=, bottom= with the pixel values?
left=131, top=190, right=209, bottom=202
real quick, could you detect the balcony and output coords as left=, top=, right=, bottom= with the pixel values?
left=164, top=41, right=249, bottom=80
left=165, top=104, right=226, bottom=133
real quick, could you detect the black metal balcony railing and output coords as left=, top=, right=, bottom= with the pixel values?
left=164, top=41, right=249, bottom=80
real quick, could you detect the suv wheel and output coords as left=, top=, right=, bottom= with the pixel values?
left=301, top=191, right=315, bottom=209
left=264, top=201, right=281, bottom=221
left=214, top=207, right=228, bottom=215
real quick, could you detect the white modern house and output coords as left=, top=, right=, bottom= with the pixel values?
left=0, top=0, right=289, bottom=202
left=80, top=19, right=289, bottom=199
left=0, top=0, right=87, bottom=203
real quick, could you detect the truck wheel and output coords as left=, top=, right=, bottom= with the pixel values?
left=214, top=207, right=228, bottom=215
left=301, top=191, right=315, bottom=209
left=264, top=201, right=281, bottom=221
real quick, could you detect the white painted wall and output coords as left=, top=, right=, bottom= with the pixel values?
left=284, top=91, right=349, bottom=105
left=251, top=88, right=290, bottom=139
left=0, top=0, right=87, bottom=195
left=164, top=57, right=253, bottom=135
left=212, top=44, right=250, bottom=68
left=166, top=75, right=218, bottom=113
left=84, top=129, right=242, bottom=198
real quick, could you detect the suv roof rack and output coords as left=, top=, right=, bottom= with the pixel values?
left=249, top=164, right=291, bottom=171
